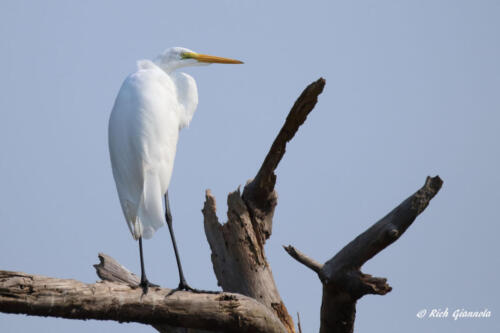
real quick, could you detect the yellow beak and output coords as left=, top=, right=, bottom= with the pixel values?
left=186, top=52, right=243, bottom=64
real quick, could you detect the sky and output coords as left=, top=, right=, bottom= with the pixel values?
left=0, top=1, right=499, bottom=332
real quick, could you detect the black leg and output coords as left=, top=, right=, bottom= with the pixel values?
left=164, top=192, right=194, bottom=291
left=138, top=236, right=158, bottom=294
left=164, top=192, right=221, bottom=295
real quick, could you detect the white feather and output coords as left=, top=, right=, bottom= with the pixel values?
left=108, top=54, right=198, bottom=239
left=108, top=47, right=240, bottom=241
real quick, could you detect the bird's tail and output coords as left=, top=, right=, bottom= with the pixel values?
left=135, top=171, right=165, bottom=239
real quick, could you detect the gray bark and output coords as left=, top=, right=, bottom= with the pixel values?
left=285, top=176, right=443, bottom=333
left=94, top=253, right=212, bottom=333
left=0, top=269, right=286, bottom=333
left=203, top=78, right=326, bottom=333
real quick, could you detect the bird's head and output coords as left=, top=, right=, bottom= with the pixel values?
left=155, top=47, right=243, bottom=72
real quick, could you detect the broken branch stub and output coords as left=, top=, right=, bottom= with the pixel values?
left=203, top=78, right=326, bottom=333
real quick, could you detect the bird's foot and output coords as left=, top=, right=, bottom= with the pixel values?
left=139, top=278, right=159, bottom=294
left=167, top=280, right=221, bottom=296
left=178, top=280, right=195, bottom=292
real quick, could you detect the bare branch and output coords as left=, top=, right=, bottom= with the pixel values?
left=242, top=78, right=326, bottom=242
left=320, top=175, right=443, bottom=289
left=244, top=77, right=326, bottom=202
left=94, top=253, right=213, bottom=333
left=203, top=78, right=326, bottom=333
left=0, top=270, right=286, bottom=333
left=283, top=245, right=322, bottom=274
left=284, top=176, right=443, bottom=333
left=297, top=312, right=303, bottom=333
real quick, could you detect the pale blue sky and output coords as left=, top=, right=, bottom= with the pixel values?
left=1, top=1, right=499, bottom=332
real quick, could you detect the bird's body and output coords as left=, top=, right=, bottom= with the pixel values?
left=109, top=59, right=198, bottom=239
left=108, top=47, right=242, bottom=292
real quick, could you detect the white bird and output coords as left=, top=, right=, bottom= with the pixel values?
left=108, top=47, right=242, bottom=292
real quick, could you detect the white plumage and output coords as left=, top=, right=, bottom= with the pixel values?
left=109, top=55, right=198, bottom=239
left=108, top=46, right=242, bottom=240
left=108, top=47, right=242, bottom=290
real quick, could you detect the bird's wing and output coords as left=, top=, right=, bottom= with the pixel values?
left=109, top=65, right=180, bottom=239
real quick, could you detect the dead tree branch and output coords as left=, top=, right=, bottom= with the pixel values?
left=0, top=79, right=327, bottom=333
left=285, top=176, right=443, bottom=333
left=242, top=77, right=326, bottom=242
left=0, top=269, right=286, bottom=333
left=283, top=246, right=322, bottom=274
left=0, top=77, right=442, bottom=333
left=94, top=253, right=191, bottom=333
left=203, top=78, right=326, bottom=333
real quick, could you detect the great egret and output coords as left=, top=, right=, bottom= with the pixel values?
left=108, top=47, right=242, bottom=292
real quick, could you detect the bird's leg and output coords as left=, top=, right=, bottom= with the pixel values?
left=164, top=192, right=195, bottom=291
left=138, top=236, right=158, bottom=294
left=164, top=192, right=221, bottom=295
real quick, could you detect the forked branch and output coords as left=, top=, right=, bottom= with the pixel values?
left=285, top=176, right=443, bottom=333
left=203, top=78, right=326, bottom=333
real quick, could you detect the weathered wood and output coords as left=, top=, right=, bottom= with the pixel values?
left=283, top=246, right=322, bottom=274
left=94, top=253, right=140, bottom=285
left=242, top=77, right=326, bottom=244
left=0, top=270, right=287, bottom=333
left=203, top=190, right=292, bottom=330
left=203, top=78, right=326, bottom=333
left=94, top=253, right=213, bottom=333
left=320, top=176, right=443, bottom=291
left=285, top=176, right=443, bottom=333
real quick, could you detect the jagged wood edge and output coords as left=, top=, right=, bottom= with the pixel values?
left=203, top=78, right=326, bottom=333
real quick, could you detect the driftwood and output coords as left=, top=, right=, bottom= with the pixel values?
left=0, top=78, right=443, bottom=333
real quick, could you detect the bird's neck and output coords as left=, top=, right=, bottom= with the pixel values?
left=174, top=72, right=198, bottom=130
left=153, top=57, right=186, bottom=74
left=137, top=60, right=198, bottom=129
